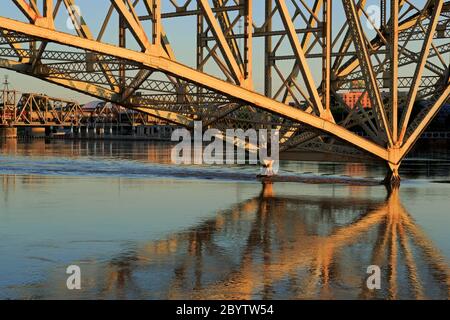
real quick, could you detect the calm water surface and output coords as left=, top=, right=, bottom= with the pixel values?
left=0, top=139, right=449, bottom=300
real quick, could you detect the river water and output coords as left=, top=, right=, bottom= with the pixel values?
left=0, top=139, right=449, bottom=300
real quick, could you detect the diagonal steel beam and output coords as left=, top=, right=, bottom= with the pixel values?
left=12, top=0, right=39, bottom=22
left=398, top=0, right=444, bottom=144
left=332, top=0, right=367, bottom=74
left=13, top=0, right=54, bottom=28
left=275, top=0, right=330, bottom=120
left=110, top=0, right=153, bottom=53
left=400, top=83, right=450, bottom=159
left=282, top=0, right=322, bottom=106
left=213, top=0, right=245, bottom=71
left=342, top=0, right=393, bottom=147
left=202, top=103, right=243, bottom=127
left=121, top=69, right=153, bottom=102
left=198, top=0, right=244, bottom=86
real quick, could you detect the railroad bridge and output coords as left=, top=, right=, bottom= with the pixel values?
left=0, top=83, right=172, bottom=137
left=0, top=0, right=449, bottom=185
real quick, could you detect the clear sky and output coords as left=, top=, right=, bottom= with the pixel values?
left=0, top=0, right=427, bottom=104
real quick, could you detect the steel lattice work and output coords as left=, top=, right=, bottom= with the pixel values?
left=0, top=0, right=449, bottom=184
left=0, top=89, right=168, bottom=128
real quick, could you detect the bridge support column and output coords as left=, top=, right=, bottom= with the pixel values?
left=385, top=147, right=402, bottom=188
left=0, top=127, right=17, bottom=139
left=384, top=162, right=401, bottom=189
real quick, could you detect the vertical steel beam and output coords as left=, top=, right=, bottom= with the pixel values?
left=243, top=0, right=253, bottom=86
left=381, top=0, right=386, bottom=28
left=265, top=0, right=273, bottom=98
left=390, top=0, right=399, bottom=144
left=111, top=0, right=152, bottom=52
left=197, top=1, right=205, bottom=105
left=152, top=0, right=161, bottom=47
left=142, top=0, right=175, bottom=59
left=323, top=0, right=332, bottom=112
left=197, top=1, right=204, bottom=72
left=44, top=0, right=54, bottom=26
left=119, top=15, right=126, bottom=91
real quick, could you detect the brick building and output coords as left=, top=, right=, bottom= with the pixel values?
left=341, top=91, right=372, bottom=109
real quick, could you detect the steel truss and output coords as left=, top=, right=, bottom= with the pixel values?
left=0, top=90, right=167, bottom=127
left=0, top=0, right=449, bottom=183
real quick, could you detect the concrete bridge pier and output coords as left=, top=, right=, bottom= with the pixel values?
left=0, top=126, right=17, bottom=139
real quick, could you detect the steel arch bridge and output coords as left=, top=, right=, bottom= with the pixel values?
left=0, top=0, right=449, bottom=184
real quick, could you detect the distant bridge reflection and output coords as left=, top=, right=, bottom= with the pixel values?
left=97, top=182, right=449, bottom=300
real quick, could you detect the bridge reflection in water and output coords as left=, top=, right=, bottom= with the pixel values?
left=86, top=183, right=449, bottom=300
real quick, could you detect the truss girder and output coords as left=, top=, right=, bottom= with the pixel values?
left=0, top=0, right=448, bottom=171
